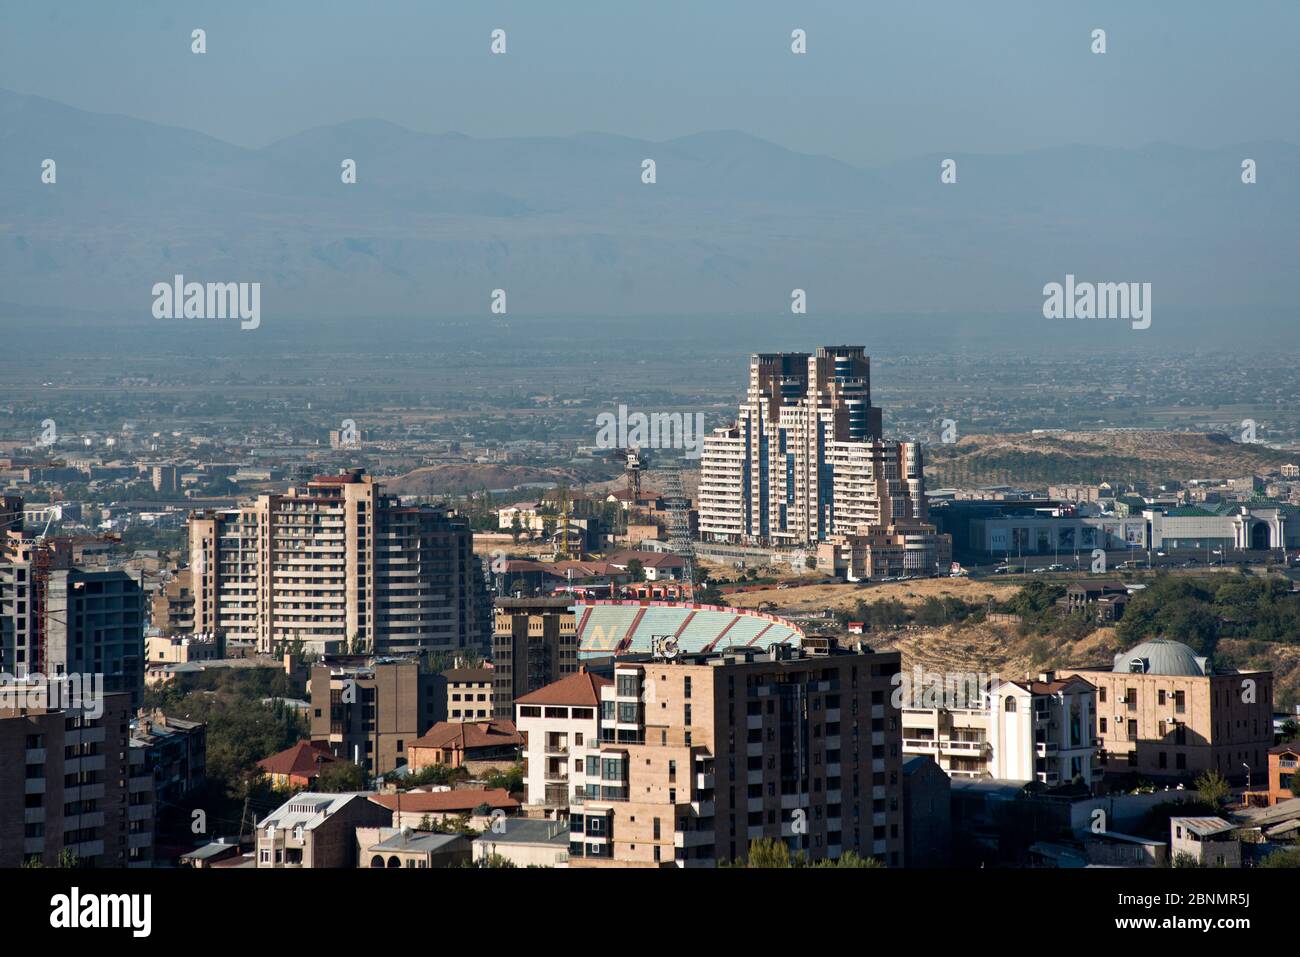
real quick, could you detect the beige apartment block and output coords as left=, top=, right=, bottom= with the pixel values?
left=817, top=520, right=952, bottom=581
left=569, top=640, right=906, bottom=868
left=491, top=597, right=579, bottom=719
left=1060, top=638, right=1273, bottom=783
left=189, top=469, right=489, bottom=656
left=444, top=666, right=495, bottom=721
left=308, top=655, right=443, bottom=776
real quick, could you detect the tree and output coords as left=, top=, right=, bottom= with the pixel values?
left=813, top=851, right=884, bottom=868
left=626, top=559, right=645, bottom=582
left=316, top=761, right=369, bottom=792
left=741, top=837, right=793, bottom=868
left=1290, top=770, right=1300, bottom=799
left=510, top=512, right=522, bottom=544
left=1260, top=847, right=1300, bottom=868
left=1194, top=769, right=1231, bottom=808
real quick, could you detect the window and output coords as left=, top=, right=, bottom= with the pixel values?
left=1004, top=698, right=1017, bottom=713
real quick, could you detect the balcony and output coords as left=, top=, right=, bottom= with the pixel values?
left=674, top=829, right=714, bottom=848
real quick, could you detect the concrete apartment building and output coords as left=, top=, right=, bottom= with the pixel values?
left=131, top=711, right=206, bottom=805
left=1060, top=638, right=1274, bottom=783
left=901, top=673, right=1099, bottom=786
left=308, top=655, right=445, bottom=776
left=444, top=666, right=495, bottom=721
left=515, top=669, right=610, bottom=811
left=698, top=347, right=939, bottom=556
left=150, top=568, right=195, bottom=634
left=491, top=597, right=579, bottom=719
left=0, top=556, right=146, bottom=709
left=567, top=640, right=906, bottom=868
left=0, top=689, right=133, bottom=868
left=189, top=469, right=490, bottom=656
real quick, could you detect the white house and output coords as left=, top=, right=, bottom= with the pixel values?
left=515, top=669, right=610, bottom=813
left=989, top=673, right=1098, bottom=786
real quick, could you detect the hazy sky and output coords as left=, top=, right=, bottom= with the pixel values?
left=2, top=0, right=1297, bottom=165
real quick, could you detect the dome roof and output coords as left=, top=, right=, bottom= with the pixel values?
left=1113, top=638, right=1211, bottom=677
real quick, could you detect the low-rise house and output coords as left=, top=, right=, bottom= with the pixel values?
left=179, top=837, right=245, bottom=869
left=358, top=828, right=471, bottom=868
left=258, top=740, right=342, bottom=790
left=1081, top=831, right=1167, bottom=867
left=1059, top=581, right=1129, bottom=621
left=256, top=792, right=390, bottom=868
left=407, top=719, right=523, bottom=772
left=1170, top=816, right=1241, bottom=868
left=368, top=787, right=520, bottom=829
left=473, top=818, right=570, bottom=868
left=1259, top=742, right=1300, bottom=806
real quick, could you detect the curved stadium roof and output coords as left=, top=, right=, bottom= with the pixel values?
left=576, top=600, right=804, bottom=658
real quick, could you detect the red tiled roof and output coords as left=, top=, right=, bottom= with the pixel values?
left=515, top=669, right=611, bottom=707
left=410, top=720, right=523, bottom=751
left=369, top=788, right=520, bottom=814
left=257, top=740, right=339, bottom=777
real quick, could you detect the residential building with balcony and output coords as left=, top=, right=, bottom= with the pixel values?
left=0, top=688, right=133, bottom=868
left=900, top=672, right=1099, bottom=787
left=569, top=638, right=906, bottom=868
left=988, top=675, right=1098, bottom=786
left=188, top=469, right=490, bottom=657
left=1245, top=742, right=1300, bottom=806
left=514, top=669, right=610, bottom=812
left=308, top=654, right=445, bottom=776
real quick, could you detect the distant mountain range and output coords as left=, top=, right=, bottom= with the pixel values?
left=1, top=87, right=1297, bottom=334
left=927, top=431, right=1294, bottom=488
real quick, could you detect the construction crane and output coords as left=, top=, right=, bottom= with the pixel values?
left=658, top=466, right=696, bottom=602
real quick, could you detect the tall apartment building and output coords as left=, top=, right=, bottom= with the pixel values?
left=0, top=688, right=133, bottom=868
left=1060, top=638, right=1274, bottom=783
left=308, top=655, right=445, bottom=776
left=567, top=641, right=906, bottom=868
left=189, top=469, right=490, bottom=656
left=698, top=346, right=934, bottom=549
left=491, top=598, right=578, bottom=719
left=0, top=555, right=146, bottom=709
